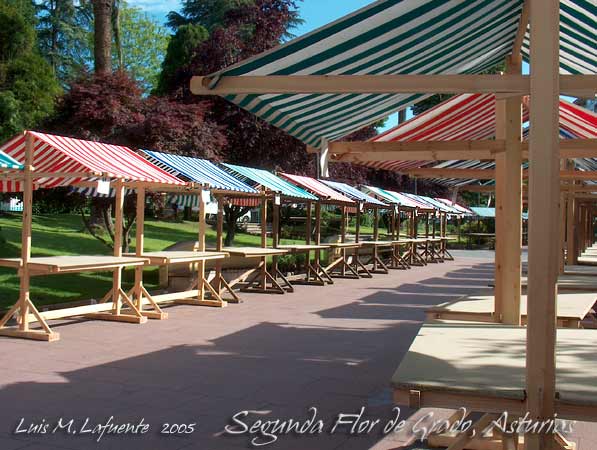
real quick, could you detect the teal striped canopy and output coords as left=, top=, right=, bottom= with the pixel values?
left=223, top=163, right=318, bottom=200
left=204, top=0, right=595, bottom=148
left=0, top=150, right=23, bottom=170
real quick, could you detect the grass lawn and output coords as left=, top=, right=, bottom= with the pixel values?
left=0, top=213, right=296, bottom=310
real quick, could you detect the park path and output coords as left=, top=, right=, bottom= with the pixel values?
left=0, top=253, right=593, bottom=450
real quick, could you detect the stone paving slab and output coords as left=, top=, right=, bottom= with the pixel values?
left=0, top=254, right=593, bottom=449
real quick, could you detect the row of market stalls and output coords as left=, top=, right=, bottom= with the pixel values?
left=188, top=0, right=596, bottom=448
left=0, top=130, right=470, bottom=342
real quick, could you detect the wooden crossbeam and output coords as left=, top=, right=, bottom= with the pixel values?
left=191, top=74, right=595, bottom=97
left=330, top=140, right=506, bottom=154
left=405, top=168, right=499, bottom=179
left=329, top=139, right=597, bottom=162
left=511, top=1, right=530, bottom=60
left=406, top=168, right=597, bottom=181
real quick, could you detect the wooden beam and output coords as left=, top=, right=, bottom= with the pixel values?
left=329, top=140, right=597, bottom=162
left=329, top=140, right=506, bottom=154
left=406, top=168, right=597, bottom=181
left=459, top=185, right=497, bottom=192
left=511, top=1, right=530, bottom=60
left=561, top=184, right=597, bottom=193
left=406, top=168, right=498, bottom=179
left=525, top=1, right=559, bottom=449
left=560, top=171, right=597, bottom=181
left=191, top=74, right=595, bottom=96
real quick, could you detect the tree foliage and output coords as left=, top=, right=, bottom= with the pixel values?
left=155, top=24, right=209, bottom=96
left=115, top=4, right=170, bottom=92
left=48, top=70, right=227, bottom=156
left=36, top=0, right=91, bottom=82
left=0, top=1, right=61, bottom=141
left=50, top=70, right=144, bottom=140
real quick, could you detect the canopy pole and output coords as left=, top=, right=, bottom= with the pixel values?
left=0, top=132, right=58, bottom=341
left=306, top=201, right=312, bottom=245
left=525, top=1, right=560, bottom=448
left=19, top=133, right=34, bottom=332
left=112, top=182, right=125, bottom=313
left=198, top=191, right=207, bottom=300
left=495, top=56, right=523, bottom=325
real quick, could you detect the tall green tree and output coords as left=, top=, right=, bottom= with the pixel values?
left=36, top=0, right=91, bottom=82
left=0, top=1, right=61, bottom=140
left=116, top=4, right=169, bottom=92
left=155, top=24, right=208, bottom=95
left=167, top=0, right=252, bottom=31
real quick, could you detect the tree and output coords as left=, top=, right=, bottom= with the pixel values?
left=92, top=0, right=112, bottom=74
left=116, top=4, right=169, bottom=92
left=155, top=24, right=209, bottom=95
left=167, top=0, right=254, bottom=31
left=0, top=2, right=61, bottom=141
left=36, top=0, right=90, bottom=82
left=49, top=70, right=144, bottom=140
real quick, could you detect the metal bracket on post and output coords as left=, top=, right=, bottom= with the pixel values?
left=319, top=137, right=330, bottom=179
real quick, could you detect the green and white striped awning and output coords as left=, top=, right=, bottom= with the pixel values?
left=522, top=0, right=596, bottom=74
left=202, top=0, right=594, bottom=148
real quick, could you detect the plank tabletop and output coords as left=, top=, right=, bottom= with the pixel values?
left=218, top=247, right=289, bottom=257
left=276, top=244, right=330, bottom=251
left=125, top=251, right=229, bottom=265
left=0, top=255, right=148, bottom=273
left=326, top=242, right=362, bottom=248
left=428, top=292, right=596, bottom=320
left=359, top=240, right=395, bottom=247
left=391, top=323, right=597, bottom=405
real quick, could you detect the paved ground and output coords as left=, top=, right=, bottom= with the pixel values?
left=0, top=253, right=594, bottom=450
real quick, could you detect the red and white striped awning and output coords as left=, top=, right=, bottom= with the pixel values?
left=559, top=101, right=597, bottom=139
left=0, top=131, right=185, bottom=192
left=362, top=94, right=530, bottom=173
left=353, top=96, right=596, bottom=185
left=280, top=173, right=355, bottom=205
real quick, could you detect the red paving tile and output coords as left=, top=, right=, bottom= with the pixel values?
left=0, top=255, right=594, bottom=449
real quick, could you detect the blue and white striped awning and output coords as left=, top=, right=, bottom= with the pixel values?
left=200, top=1, right=594, bottom=148
left=322, top=180, right=388, bottom=207
left=0, top=150, right=23, bottom=170
left=222, top=163, right=318, bottom=201
left=142, top=150, right=258, bottom=194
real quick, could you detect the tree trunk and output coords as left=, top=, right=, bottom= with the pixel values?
left=93, top=0, right=112, bottom=74
left=112, top=0, right=123, bottom=70
left=224, top=219, right=236, bottom=247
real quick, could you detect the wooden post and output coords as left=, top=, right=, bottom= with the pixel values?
left=19, top=133, right=34, bottom=332
left=214, top=196, right=224, bottom=295
left=396, top=206, right=402, bottom=240
left=112, top=182, right=125, bottom=314
left=567, top=194, right=577, bottom=264
left=315, top=202, right=322, bottom=266
left=559, top=190, right=566, bottom=274
left=373, top=207, right=379, bottom=240
left=526, top=1, right=560, bottom=449
left=340, top=206, right=346, bottom=243
left=306, top=201, right=312, bottom=244
left=134, top=187, right=145, bottom=306
left=260, top=193, right=268, bottom=289
left=494, top=145, right=506, bottom=319
left=355, top=204, right=361, bottom=243
left=496, top=57, right=523, bottom=326
left=198, top=191, right=207, bottom=301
